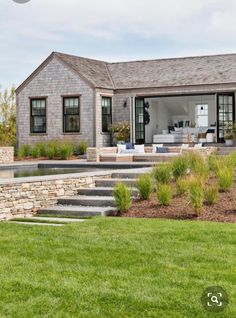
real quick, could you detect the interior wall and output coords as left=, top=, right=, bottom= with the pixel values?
left=144, top=95, right=216, bottom=143
left=145, top=98, right=171, bottom=143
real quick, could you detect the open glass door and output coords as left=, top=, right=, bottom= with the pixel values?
left=217, top=93, right=235, bottom=142
left=135, top=98, right=145, bottom=144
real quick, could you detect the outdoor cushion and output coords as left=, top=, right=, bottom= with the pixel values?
left=156, top=147, right=169, bottom=153
left=126, top=142, right=134, bottom=150
left=152, top=144, right=163, bottom=153
left=117, top=144, right=126, bottom=153
left=134, top=144, right=145, bottom=153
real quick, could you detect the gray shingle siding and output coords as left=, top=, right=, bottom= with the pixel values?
left=17, top=57, right=95, bottom=147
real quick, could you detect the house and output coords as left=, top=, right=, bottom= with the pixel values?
left=16, top=52, right=236, bottom=147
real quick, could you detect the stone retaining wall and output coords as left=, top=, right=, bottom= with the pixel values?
left=0, top=147, right=14, bottom=164
left=0, top=173, right=111, bottom=220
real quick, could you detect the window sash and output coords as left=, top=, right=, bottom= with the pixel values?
left=63, top=97, right=80, bottom=133
left=195, top=104, right=208, bottom=127
left=102, top=97, right=112, bottom=132
left=31, top=99, right=46, bottom=133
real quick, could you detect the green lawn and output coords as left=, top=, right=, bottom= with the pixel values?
left=0, top=218, right=235, bottom=318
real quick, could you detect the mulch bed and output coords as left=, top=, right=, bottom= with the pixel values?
left=122, top=182, right=236, bottom=223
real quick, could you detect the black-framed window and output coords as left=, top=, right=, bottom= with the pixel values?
left=30, top=98, right=46, bottom=133
left=102, top=96, right=112, bottom=132
left=63, top=97, right=80, bottom=133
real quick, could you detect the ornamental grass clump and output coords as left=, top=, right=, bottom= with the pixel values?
left=31, top=145, right=41, bottom=158
left=153, top=163, right=172, bottom=184
left=37, top=142, right=47, bottom=157
left=176, top=178, right=188, bottom=196
left=74, top=141, right=88, bottom=155
left=137, top=174, right=153, bottom=200
left=113, top=183, right=132, bottom=212
left=157, top=184, right=172, bottom=206
left=59, top=142, right=74, bottom=160
left=17, top=144, right=31, bottom=159
left=46, top=140, right=60, bottom=159
left=204, top=185, right=219, bottom=205
left=192, top=159, right=209, bottom=181
left=208, top=154, right=220, bottom=174
left=172, top=155, right=189, bottom=179
left=188, top=178, right=203, bottom=215
left=217, top=167, right=234, bottom=192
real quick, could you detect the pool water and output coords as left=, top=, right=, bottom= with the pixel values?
left=0, top=167, right=105, bottom=179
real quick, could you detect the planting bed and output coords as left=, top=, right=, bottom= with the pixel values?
left=125, top=181, right=236, bottom=223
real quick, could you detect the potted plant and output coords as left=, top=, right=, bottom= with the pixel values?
left=110, top=122, right=130, bottom=145
left=224, top=122, right=236, bottom=146
left=224, top=133, right=234, bottom=146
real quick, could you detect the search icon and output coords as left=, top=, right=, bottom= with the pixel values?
left=211, top=296, right=219, bottom=304
left=201, top=286, right=228, bottom=312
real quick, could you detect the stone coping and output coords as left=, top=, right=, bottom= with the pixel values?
left=0, top=167, right=151, bottom=186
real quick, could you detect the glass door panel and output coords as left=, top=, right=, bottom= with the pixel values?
left=217, top=93, right=235, bottom=142
left=135, top=98, right=145, bottom=144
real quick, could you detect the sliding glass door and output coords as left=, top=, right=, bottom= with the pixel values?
left=135, top=98, right=145, bottom=144
left=217, top=93, right=235, bottom=142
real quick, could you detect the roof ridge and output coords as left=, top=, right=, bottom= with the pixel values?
left=53, top=51, right=108, bottom=64
left=108, top=52, right=236, bottom=65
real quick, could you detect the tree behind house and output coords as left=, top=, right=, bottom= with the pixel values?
left=0, top=86, right=16, bottom=147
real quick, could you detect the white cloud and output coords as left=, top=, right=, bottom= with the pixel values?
left=2, top=0, right=236, bottom=87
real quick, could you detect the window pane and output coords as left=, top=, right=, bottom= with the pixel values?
left=64, top=98, right=79, bottom=115
left=65, top=115, right=80, bottom=132
left=32, top=117, right=46, bottom=133
left=195, top=104, right=208, bottom=127
left=102, top=97, right=112, bottom=132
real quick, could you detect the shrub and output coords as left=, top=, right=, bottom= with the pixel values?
left=46, top=140, right=60, bottom=159
left=157, top=184, right=172, bottom=206
left=113, top=183, right=132, bottom=212
left=31, top=145, right=41, bottom=158
left=204, top=185, right=218, bottom=205
left=176, top=178, right=188, bottom=196
left=188, top=178, right=203, bottom=215
left=59, top=142, right=74, bottom=160
left=137, top=174, right=153, bottom=200
left=17, top=144, right=31, bottom=159
left=172, top=155, right=189, bottom=179
left=217, top=167, right=234, bottom=192
left=153, top=164, right=172, bottom=184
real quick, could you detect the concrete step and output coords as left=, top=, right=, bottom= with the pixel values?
left=95, top=178, right=137, bottom=188
left=58, top=196, right=116, bottom=207
left=111, top=172, right=145, bottom=179
left=38, top=205, right=116, bottom=217
left=77, top=187, right=139, bottom=197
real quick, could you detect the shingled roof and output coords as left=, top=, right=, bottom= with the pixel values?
left=16, top=52, right=236, bottom=93
left=56, top=52, right=236, bottom=89
left=55, top=52, right=114, bottom=89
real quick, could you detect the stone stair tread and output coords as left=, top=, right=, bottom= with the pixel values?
left=41, top=206, right=116, bottom=212
left=78, top=187, right=138, bottom=191
left=10, top=221, right=64, bottom=227
left=32, top=217, right=85, bottom=223
left=96, top=178, right=137, bottom=181
left=60, top=195, right=115, bottom=201
left=38, top=205, right=116, bottom=217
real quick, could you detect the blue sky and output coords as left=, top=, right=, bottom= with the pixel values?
left=1, top=0, right=236, bottom=89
